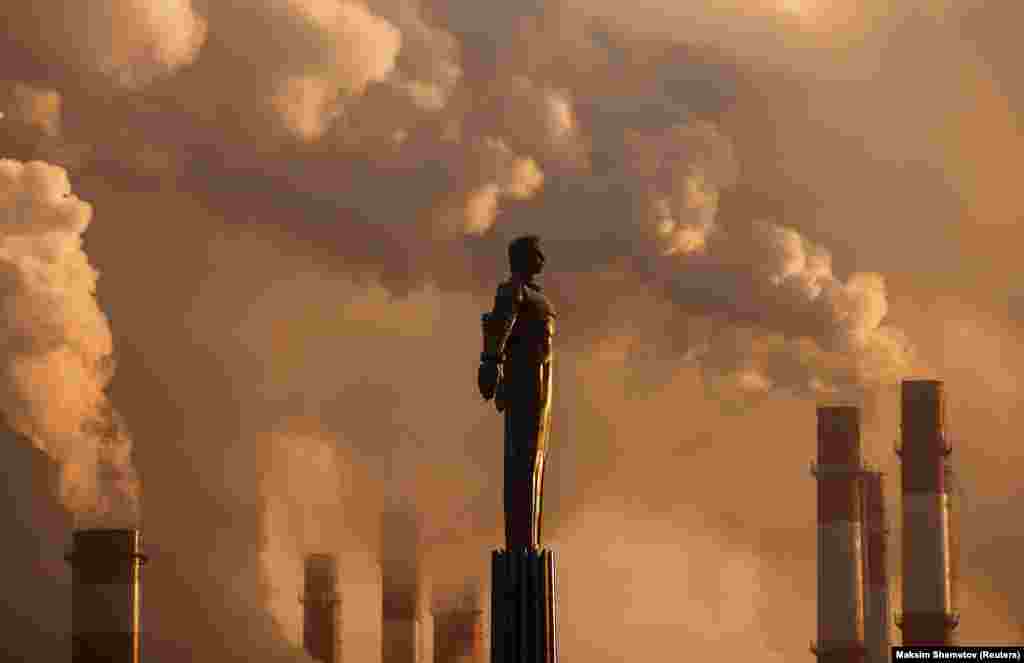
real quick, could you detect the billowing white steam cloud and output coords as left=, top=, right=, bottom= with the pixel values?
left=272, top=75, right=344, bottom=143
left=624, top=121, right=739, bottom=256
left=489, top=76, right=587, bottom=168
left=286, top=0, right=402, bottom=94
left=258, top=428, right=353, bottom=646
left=0, top=159, right=138, bottom=525
left=440, top=137, right=544, bottom=235
left=74, top=0, right=208, bottom=87
left=270, top=0, right=402, bottom=141
left=586, top=120, right=914, bottom=402
left=376, top=0, right=463, bottom=112
left=7, top=84, right=62, bottom=138
left=679, top=220, right=912, bottom=402
left=231, top=0, right=462, bottom=141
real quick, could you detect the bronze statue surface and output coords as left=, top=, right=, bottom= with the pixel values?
left=479, top=235, right=555, bottom=551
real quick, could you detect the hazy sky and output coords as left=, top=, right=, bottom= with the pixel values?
left=0, top=1, right=1022, bottom=660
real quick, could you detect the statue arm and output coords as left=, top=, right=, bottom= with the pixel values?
left=478, top=282, right=521, bottom=402
left=482, top=281, right=522, bottom=360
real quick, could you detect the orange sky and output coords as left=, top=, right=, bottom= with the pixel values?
left=0, top=1, right=1022, bottom=660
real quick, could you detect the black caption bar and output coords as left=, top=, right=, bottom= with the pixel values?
left=893, top=647, right=1024, bottom=661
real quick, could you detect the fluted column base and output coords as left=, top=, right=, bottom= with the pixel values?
left=491, top=549, right=558, bottom=663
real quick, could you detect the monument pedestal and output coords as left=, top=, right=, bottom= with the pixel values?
left=490, top=549, right=558, bottom=663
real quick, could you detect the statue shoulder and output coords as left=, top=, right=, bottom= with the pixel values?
left=495, top=278, right=526, bottom=302
left=531, top=288, right=556, bottom=319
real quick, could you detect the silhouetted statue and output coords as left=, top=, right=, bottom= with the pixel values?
left=479, top=235, right=555, bottom=552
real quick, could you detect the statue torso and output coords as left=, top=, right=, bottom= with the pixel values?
left=504, top=278, right=555, bottom=364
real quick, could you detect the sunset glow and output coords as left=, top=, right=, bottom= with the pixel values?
left=3, top=0, right=1024, bottom=660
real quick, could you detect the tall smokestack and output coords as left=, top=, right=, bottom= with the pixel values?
left=302, top=553, right=341, bottom=663
left=434, top=589, right=486, bottom=663
left=898, top=379, right=957, bottom=645
left=944, top=459, right=960, bottom=645
left=66, top=528, right=148, bottom=663
left=381, top=506, right=433, bottom=663
left=862, top=471, right=891, bottom=663
left=811, top=406, right=866, bottom=663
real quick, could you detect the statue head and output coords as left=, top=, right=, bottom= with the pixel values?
left=508, top=235, right=545, bottom=278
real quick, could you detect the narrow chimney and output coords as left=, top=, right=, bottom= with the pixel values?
left=303, top=554, right=341, bottom=663
left=811, top=406, right=866, bottom=663
left=899, top=380, right=957, bottom=645
left=381, top=507, right=433, bottom=663
left=66, top=528, right=148, bottom=663
left=862, top=471, right=891, bottom=663
left=943, top=460, right=960, bottom=644
left=434, top=590, right=486, bottom=663
left=859, top=478, right=870, bottom=652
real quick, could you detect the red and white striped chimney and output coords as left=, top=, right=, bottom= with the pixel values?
left=862, top=471, right=891, bottom=663
left=899, top=379, right=957, bottom=645
left=811, top=406, right=866, bottom=663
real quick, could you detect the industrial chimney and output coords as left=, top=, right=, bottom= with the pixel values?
left=302, top=553, right=341, bottom=663
left=66, top=528, right=148, bottom=663
left=862, top=471, right=891, bottom=663
left=898, top=379, right=957, bottom=645
left=811, top=406, right=866, bottom=663
left=381, top=506, right=433, bottom=663
left=434, top=588, right=486, bottom=663
left=944, top=459, right=961, bottom=644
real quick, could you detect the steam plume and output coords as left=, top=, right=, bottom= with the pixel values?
left=66, top=0, right=208, bottom=87
left=7, top=84, right=61, bottom=138
left=0, top=158, right=137, bottom=526
left=527, top=119, right=917, bottom=403
left=442, top=137, right=544, bottom=235
left=258, top=426, right=369, bottom=654
left=3, top=0, right=1024, bottom=659
left=266, top=0, right=403, bottom=141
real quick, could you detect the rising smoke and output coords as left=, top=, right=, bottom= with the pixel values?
left=31, top=0, right=209, bottom=88
left=7, top=84, right=61, bottom=138
left=0, top=158, right=138, bottom=527
left=1, top=0, right=1023, bottom=660
left=259, top=427, right=350, bottom=654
